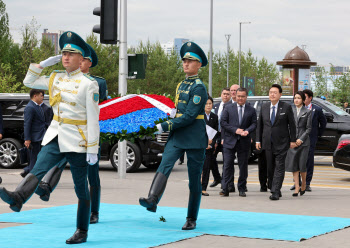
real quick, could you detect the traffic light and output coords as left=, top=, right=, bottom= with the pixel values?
left=128, top=54, right=148, bottom=79
left=93, top=0, right=118, bottom=44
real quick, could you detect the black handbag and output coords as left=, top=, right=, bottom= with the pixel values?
left=19, top=147, right=29, bottom=164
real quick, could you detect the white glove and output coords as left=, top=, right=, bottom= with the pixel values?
left=154, top=124, right=163, bottom=134
left=86, top=153, right=98, bottom=165
left=39, top=55, right=62, bottom=68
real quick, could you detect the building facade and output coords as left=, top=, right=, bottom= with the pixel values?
left=42, top=29, right=65, bottom=55
left=161, top=38, right=190, bottom=57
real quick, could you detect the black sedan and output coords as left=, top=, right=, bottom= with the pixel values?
left=333, top=134, right=350, bottom=171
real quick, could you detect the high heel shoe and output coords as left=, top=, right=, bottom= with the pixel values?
left=300, top=188, right=306, bottom=196
left=292, top=188, right=300, bottom=197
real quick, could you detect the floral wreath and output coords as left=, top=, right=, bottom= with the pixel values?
left=99, top=94, right=175, bottom=143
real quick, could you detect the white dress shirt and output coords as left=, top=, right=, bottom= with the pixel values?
left=218, top=101, right=224, bottom=118
left=296, top=106, right=302, bottom=117
left=205, top=113, right=210, bottom=121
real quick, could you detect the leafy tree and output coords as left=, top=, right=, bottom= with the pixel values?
left=18, top=17, right=40, bottom=80
left=331, top=74, right=350, bottom=106
left=129, top=40, right=183, bottom=98
left=0, top=63, right=23, bottom=92
left=199, top=49, right=279, bottom=97
left=0, top=0, right=12, bottom=64
left=86, top=33, right=119, bottom=95
left=313, top=66, right=329, bottom=97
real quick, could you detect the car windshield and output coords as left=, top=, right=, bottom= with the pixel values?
left=321, top=100, right=350, bottom=116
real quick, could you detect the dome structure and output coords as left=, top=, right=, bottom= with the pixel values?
left=277, top=46, right=317, bottom=66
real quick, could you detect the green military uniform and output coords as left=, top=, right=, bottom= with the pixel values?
left=139, top=41, right=208, bottom=230
left=90, top=75, right=107, bottom=101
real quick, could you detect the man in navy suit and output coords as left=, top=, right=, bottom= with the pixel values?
left=211, top=87, right=231, bottom=187
left=220, top=88, right=257, bottom=197
left=302, top=89, right=326, bottom=191
left=21, top=89, right=52, bottom=177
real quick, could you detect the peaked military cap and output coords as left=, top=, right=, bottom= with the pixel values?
left=59, top=31, right=89, bottom=57
left=84, top=43, right=98, bottom=68
left=180, top=41, right=208, bottom=67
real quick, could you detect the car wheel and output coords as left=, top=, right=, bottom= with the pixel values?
left=109, top=141, right=142, bottom=172
left=0, top=138, right=22, bottom=169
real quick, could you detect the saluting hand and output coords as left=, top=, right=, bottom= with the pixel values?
left=39, top=55, right=62, bottom=68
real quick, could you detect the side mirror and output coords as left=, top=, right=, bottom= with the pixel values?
left=324, top=112, right=334, bottom=123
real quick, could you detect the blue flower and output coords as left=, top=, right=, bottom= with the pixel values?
left=100, top=108, right=168, bottom=134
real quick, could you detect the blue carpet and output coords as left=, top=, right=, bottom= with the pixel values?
left=1, top=203, right=350, bottom=247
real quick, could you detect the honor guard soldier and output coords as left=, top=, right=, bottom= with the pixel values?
left=35, top=43, right=107, bottom=224
left=0, top=31, right=100, bottom=244
left=139, top=41, right=208, bottom=230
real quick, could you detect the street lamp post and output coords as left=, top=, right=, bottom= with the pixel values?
left=118, top=0, right=127, bottom=179
left=208, top=0, right=213, bottom=96
left=239, top=21, right=251, bottom=86
left=225, top=34, right=231, bottom=87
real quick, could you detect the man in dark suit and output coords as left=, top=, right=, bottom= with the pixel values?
left=219, top=84, right=240, bottom=192
left=201, top=96, right=218, bottom=196
left=21, top=89, right=52, bottom=177
left=210, top=87, right=231, bottom=187
left=220, top=88, right=257, bottom=197
left=302, top=89, right=326, bottom=191
left=256, top=84, right=296, bottom=200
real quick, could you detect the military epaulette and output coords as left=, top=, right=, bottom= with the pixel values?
left=53, top=70, right=65, bottom=73
left=83, top=74, right=95, bottom=81
left=91, top=75, right=106, bottom=81
left=195, top=79, right=202, bottom=85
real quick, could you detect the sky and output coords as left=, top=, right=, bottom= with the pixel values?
left=5, top=0, right=350, bottom=66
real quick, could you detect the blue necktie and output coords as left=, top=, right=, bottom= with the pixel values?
left=38, top=105, right=44, bottom=119
left=271, top=106, right=276, bottom=125
left=238, top=105, right=243, bottom=126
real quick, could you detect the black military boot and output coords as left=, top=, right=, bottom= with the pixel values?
left=0, top=173, right=39, bottom=212
left=182, top=217, right=197, bottom=230
left=35, top=165, right=63, bottom=201
left=65, top=229, right=88, bottom=244
left=139, top=172, right=167, bottom=212
left=90, top=186, right=101, bottom=224
left=182, top=191, right=201, bottom=230
left=66, top=199, right=90, bottom=244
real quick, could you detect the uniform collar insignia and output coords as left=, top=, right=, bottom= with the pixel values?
left=186, top=75, right=199, bottom=80
left=66, top=68, right=81, bottom=77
